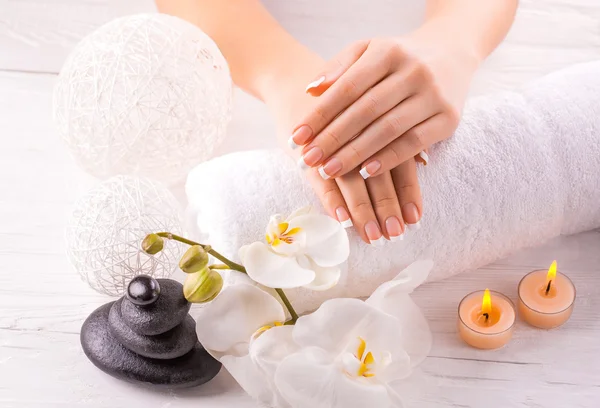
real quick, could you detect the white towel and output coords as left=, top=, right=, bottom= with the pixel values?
left=186, top=61, right=600, bottom=313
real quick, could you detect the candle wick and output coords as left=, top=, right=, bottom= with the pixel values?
left=483, top=312, right=489, bottom=322
left=545, top=280, right=552, bottom=295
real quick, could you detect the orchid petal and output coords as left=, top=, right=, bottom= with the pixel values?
left=288, top=213, right=349, bottom=267
left=249, top=325, right=298, bottom=407
left=293, top=298, right=411, bottom=381
left=301, top=260, right=341, bottom=291
left=242, top=241, right=316, bottom=289
left=275, top=347, right=394, bottom=408
left=191, top=283, right=285, bottom=357
left=220, top=354, right=282, bottom=406
left=366, top=261, right=433, bottom=367
left=285, top=205, right=314, bottom=220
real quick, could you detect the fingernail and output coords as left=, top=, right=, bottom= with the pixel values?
left=305, top=76, right=325, bottom=93
left=359, top=160, right=381, bottom=180
left=319, top=158, right=342, bottom=179
left=288, top=125, right=313, bottom=149
left=385, top=216, right=404, bottom=241
left=402, top=203, right=421, bottom=229
left=299, top=147, right=324, bottom=168
left=335, top=207, right=353, bottom=228
left=418, top=151, right=429, bottom=166
left=365, top=220, right=385, bottom=246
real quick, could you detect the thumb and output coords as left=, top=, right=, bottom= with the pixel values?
left=305, top=40, right=369, bottom=96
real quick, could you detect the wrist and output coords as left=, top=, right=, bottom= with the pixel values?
left=254, top=44, right=325, bottom=105
left=412, top=17, right=483, bottom=72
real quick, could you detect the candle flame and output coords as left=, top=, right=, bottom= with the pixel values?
left=482, top=288, right=492, bottom=315
left=547, top=260, right=557, bottom=282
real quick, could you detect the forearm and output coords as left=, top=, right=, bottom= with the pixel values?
left=155, top=0, right=318, bottom=101
left=423, top=0, right=518, bottom=63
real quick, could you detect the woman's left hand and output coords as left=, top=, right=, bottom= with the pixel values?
left=290, top=27, right=480, bottom=179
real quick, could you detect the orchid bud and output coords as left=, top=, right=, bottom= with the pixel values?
left=141, top=233, right=164, bottom=255
left=183, top=267, right=223, bottom=303
left=179, top=245, right=210, bottom=273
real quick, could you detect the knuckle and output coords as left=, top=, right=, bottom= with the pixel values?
left=362, top=93, right=379, bottom=117
left=382, top=115, right=402, bottom=137
left=322, top=128, right=343, bottom=150
left=408, top=126, right=427, bottom=150
left=321, top=185, right=341, bottom=206
left=351, top=200, right=372, bottom=215
left=445, top=105, right=461, bottom=128
left=312, top=104, right=329, bottom=124
left=373, top=195, right=397, bottom=210
left=340, top=77, right=360, bottom=98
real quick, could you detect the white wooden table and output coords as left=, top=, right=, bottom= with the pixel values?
left=1, top=1, right=599, bottom=407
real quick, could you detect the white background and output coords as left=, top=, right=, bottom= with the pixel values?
left=1, top=0, right=599, bottom=407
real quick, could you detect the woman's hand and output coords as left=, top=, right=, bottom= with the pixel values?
left=289, top=26, right=480, bottom=179
left=265, top=55, right=422, bottom=244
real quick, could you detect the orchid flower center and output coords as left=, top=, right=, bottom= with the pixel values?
left=342, top=337, right=390, bottom=379
left=251, top=321, right=284, bottom=340
left=266, top=221, right=302, bottom=247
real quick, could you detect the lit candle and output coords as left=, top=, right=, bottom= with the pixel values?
left=458, top=289, right=516, bottom=349
left=518, top=261, right=575, bottom=329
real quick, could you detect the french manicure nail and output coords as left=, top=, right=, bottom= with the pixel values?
left=320, top=158, right=343, bottom=179
left=359, top=160, right=382, bottom=180
left=407, top=220, right=421, bottom=231
left=402, top=202, right=421, bottom=229
left=300, top=147, right=324, bottom=168
left=318, top=166, right=330, bottom=180
left=418, top=151, right=429, bottom=165
left=385, top=216, right=404, bottom=241
left=305, top=76, right=326, bottom=93
left=335, top=207, right=353, bottom=228
left=288, top=125, right=313, bottom=150
left=365, top=220, right=385, bottom=246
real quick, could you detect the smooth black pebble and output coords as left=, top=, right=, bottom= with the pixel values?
left=121, top=279, right=191, bottom=336
left=81, top=302, right=221, bottom=389
left=108, top=298, right=198, bottom=360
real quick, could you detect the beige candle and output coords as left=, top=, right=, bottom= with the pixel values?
left=458, top=289, right=516, bottom=349
left=518, top=261, right=575, bottom=329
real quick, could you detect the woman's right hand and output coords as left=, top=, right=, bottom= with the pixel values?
left=263, top=55, right=423, bottom=244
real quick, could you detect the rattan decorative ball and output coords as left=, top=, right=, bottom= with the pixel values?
left=66, top=176, right=184, bottom=296
left=53, top=13, right=232, bottom=185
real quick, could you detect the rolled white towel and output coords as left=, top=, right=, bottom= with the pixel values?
left=186, top=61, right=600, bottom=313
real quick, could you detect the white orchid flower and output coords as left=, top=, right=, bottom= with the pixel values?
left=273, top=260, right=434, bottom=408
left=239, top=206, right=349, bottom=291
left=190, top=279, right=296, bottom=407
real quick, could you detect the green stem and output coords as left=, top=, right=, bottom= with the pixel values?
left=156, top=231, right=299, bottom=323
left=156, top=232, right=245, bottom=272
left=277, top=288, right=299, bottom=324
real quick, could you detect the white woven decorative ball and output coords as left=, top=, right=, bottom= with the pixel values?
left=53, top=13, right=232, bottom=185
left=66, top=175, right=183, bottom=296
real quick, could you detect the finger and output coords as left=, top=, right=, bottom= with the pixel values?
left=293, top=46, right=391, bottom=154
left=391, top=158, right=423, bottom=230
left=415, top=150, right=429, bottom=166
left=304, top=40, right=369, bottom=97
left=301, top=72, right=416, bottom=170
left=318, top=92, right=438, bottom=179
left=365, top=172, right=405, bottom=241
left=336, top=170, right=384, bottom=245
left=361, top=113, right=451, bottom=178
left=305, top=168, right=352, bottom=228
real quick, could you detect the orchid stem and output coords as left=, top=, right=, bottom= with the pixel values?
left=156, top=232, right=245, bottom=272
left=156, top=231, right=299, bottom=324
left=276, top=288, right=299, bottom=324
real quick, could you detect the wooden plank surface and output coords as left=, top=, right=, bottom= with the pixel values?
left=1, top=0, right=600, bottom=407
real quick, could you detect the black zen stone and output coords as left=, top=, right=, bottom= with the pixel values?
left=108, top=299, right=197, bottom=360
left=126, top=275, right=161, bottom=306
left=81, top=302, right=221, bottom=389
left=121, top=279, right=191, bottom=336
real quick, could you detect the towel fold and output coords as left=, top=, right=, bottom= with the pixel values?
left=187, top=61, right=600, bottom=313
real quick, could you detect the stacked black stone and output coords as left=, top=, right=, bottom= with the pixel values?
left=80, top=276, right=221, bottom=388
